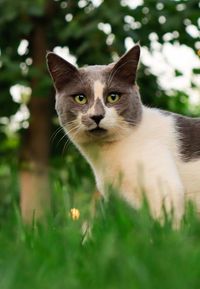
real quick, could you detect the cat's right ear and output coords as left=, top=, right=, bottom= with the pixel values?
left=110, top=45, right=140, bottom=84
left=46, top=52, right=79, bottom=92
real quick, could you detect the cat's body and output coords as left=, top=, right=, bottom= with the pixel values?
left=47, top=45, right=200, bottom=224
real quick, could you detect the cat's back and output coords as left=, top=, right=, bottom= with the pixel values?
left=127, top=107, right=200, bottom=162
left=158, top=109, right=200, bottom=158
left=174, top=113, right=200, bottom=161
left=158, top=109, right=200, bottom=200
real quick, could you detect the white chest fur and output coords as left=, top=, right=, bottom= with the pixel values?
left=78, top=106, right=200, bottom=222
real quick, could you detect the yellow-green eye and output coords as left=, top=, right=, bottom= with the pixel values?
left=74, top=94, right=87, bottom=105
left=107, top=93, right=120, bottom=104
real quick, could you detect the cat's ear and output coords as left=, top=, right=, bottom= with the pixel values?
left=111, top=45, right=140, bottom=84
left=46, top=52, right=79, bottom=91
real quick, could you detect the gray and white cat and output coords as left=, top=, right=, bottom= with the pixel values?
left=47, top=45, right=200, bottom=225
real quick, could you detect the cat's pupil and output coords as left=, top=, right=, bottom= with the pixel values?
left=111, top=94, right=116, bottom=100
left=79, top=95, right=84, bottom=100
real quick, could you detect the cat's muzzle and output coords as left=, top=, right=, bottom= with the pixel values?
left=88, top=126, right=107, bottom=135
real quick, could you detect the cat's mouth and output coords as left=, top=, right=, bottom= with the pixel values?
left=88, top=127, right=107, bottom=135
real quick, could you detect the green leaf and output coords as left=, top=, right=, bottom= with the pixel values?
left=192, top=68, right=200, bottom=74
left=175, top=69, right=183, bottom=77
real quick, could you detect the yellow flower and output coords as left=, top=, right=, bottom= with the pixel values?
left=69, top=208, right=80, bottom=220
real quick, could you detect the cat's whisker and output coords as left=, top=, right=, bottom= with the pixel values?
left=56, top=124, right=80, bottom=148
left=119, top=118, right=137, bottom=126
left=50, top=119, right=79, bottom=143
left=62, top=138, right=71, bottom=155
left=56, top=133, right=68, bottom=148
left=66, top=124, right=81, bottom=134
left=50, top=126, right=65, bottom=144
left=62, top=126, right=82, bottom=155
left=113, top=123, right=131, bottom=135
left=60, top=120, right=78, bottom=127
left=69, top=125, right=82, bottom=139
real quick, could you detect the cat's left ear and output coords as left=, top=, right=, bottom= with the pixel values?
left=111, top=45, right=140, bottom=84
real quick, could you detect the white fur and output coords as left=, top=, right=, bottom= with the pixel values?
left=87, top=81, right=105, bottom=115
left=178, top=160, right=200, bottom=209
left=101, top=107, right=120, bottom=129
left=93, top=81, right=105, bottom=101
left=75, top=106, right=200, bottom=225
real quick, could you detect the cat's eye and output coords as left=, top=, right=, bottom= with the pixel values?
left=74, top=94, right=87, bottom=105
left=107, top=93, right=120, bottom=104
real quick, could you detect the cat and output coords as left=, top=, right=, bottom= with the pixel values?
left=47, top=45, right=200, bottom=226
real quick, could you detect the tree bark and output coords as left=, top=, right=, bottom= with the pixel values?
left=20, top=19, right=52, bottom=223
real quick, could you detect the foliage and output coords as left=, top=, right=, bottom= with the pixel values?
left=0, top=0, right=199, bottom=147
left=0, top=162, right=19, bottom=220
left=0, top=159, right=200, bottom=289
left=1, top=169, right=200, bottom=289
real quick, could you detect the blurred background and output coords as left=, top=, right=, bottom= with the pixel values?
left=0, top=0, right=199, bottom=222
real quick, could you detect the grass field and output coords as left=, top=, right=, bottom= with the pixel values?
left=1, top=157, right=200, bottom=289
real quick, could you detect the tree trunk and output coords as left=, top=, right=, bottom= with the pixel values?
left=20, top=20, right=52, bottom=223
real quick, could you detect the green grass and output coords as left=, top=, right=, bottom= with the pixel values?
left=1, top=159, right=200, bottom=289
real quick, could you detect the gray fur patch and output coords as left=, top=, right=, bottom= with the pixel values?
left=175, top=114, right=200, bottom=161
left=94, top=98, right=105, bottom=117
left=159, top=109, right=200, bottom=162
left=104, top=80, right=142, bottom=126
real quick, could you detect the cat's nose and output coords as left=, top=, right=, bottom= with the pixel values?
left=90, top=114, right=104, bottom=125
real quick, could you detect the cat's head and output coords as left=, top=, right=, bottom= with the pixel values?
left=47, top=45, right=142, bottom=145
